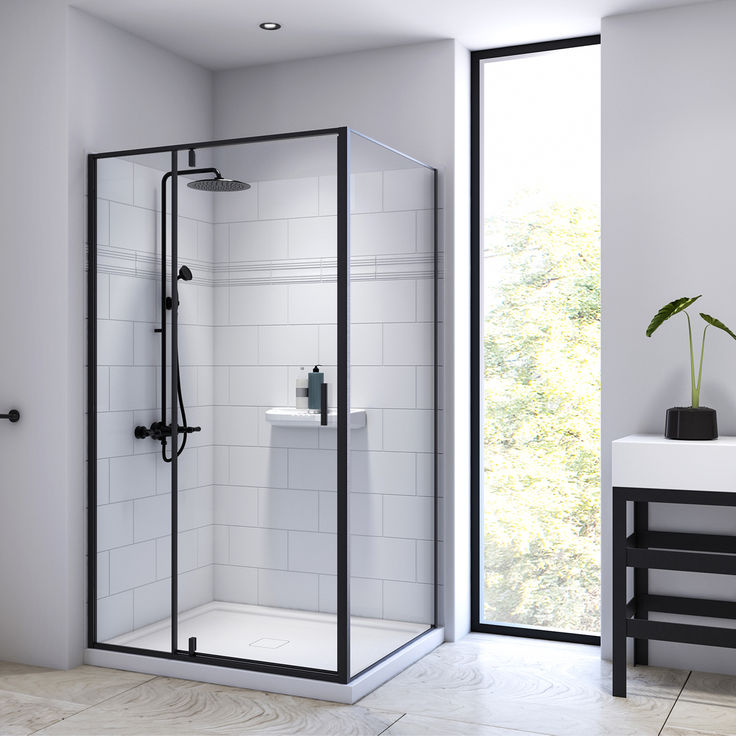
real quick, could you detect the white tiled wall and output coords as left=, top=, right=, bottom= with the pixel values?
left=96, top=159, right=216, bottom=642
left=96, top=154, right=437, bottom=641
left=211, top=161, right=436, bottom=626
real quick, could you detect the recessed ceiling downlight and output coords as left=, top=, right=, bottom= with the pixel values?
left=259, top=22, right=281, bottom=30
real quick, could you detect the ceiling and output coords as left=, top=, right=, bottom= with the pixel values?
left=70, top=0, right=710, bottom=71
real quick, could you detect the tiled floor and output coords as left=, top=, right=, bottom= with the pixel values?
left=0, top=634, right=732, bottom=735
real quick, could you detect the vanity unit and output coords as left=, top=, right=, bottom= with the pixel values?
left=612, top=434, right=736, bottom=697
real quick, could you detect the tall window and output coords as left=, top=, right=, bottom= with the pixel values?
left=471, top=37, right=601, bottom=642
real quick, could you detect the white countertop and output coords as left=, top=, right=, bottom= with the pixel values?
left=613, top=434, right=736, bottom=492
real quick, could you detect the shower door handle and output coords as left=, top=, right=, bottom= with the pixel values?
left=320, top=384, right=328, bottom=426
left=0, top=409, right=20, bottom=423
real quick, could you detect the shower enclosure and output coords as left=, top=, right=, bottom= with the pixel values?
left=87, top=127, right=439, bottom=693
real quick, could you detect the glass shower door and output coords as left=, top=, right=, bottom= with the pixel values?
left=174, top=135, right=342, bottom=672
left=94, top=151, right=174, bottom=653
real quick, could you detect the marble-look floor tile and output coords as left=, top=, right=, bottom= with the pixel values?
left=382, top=713, right=551, bottom=735
left=0, top=663, right=153, bottom=706
left=360, top=640, right=677, bottom=736
left=664, top=699, right=736, bottom=736
left=661, top=727, right=735, bottom=736
left=36, top=676, right=402, bottom=735
left=5, top=636, right=729, bottom=736
left=438, top=634, right=688, bottom=698
left=0, top=688, right=83, bottom=736
left=678, top=671, right=736, bottom=707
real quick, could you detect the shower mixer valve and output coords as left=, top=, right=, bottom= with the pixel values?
left=134, top=421, right=201, bottom=442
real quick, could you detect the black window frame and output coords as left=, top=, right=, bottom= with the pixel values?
left=470, top=35, right=602, bottom=646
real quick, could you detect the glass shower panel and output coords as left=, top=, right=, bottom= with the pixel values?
left=348, top=132, right=436, bottom=676
left=171, top=162, right=217, bottom=653
left=95, top=151, right=173, bottom=652
left=175, top=135, right=341, bottom=671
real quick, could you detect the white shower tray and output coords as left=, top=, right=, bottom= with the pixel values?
left=265, top=407, right=366, bottom=429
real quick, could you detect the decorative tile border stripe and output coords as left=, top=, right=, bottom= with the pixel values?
left=93, top=246, right=440, bottom=284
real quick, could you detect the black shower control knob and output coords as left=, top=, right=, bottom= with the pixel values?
left=135, top=422, right=201, bottom=441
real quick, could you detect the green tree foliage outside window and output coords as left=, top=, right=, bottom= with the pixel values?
left=483, top=201, right=600, bottom=634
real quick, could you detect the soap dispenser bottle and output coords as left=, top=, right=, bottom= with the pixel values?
left=308, top=365, right=324, bottom=412
left=295, top=367, right=308, bottom=410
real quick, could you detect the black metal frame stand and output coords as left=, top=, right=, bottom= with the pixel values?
left=612, top=486, right=736, bottom=697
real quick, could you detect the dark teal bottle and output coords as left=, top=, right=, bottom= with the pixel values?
left=308, top=365, right=324, bottom=411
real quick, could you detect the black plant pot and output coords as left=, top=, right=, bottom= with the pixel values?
left=664, top=406, right=718, bottom=440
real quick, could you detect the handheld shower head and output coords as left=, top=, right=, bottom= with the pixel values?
left=177, top=265, right=193, bottom=281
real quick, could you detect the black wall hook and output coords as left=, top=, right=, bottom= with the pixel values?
left=1, top=409, right=20, bottom=423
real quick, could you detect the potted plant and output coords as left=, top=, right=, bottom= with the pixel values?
left=646, top=295, right=736, bottom=440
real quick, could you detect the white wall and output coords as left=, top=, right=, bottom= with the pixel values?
left=602, top=0, right=736, bottom=673
left=68, top=7, right=213, bottom=659
left=209, top=161, right=436, bottom=627
left=0, top=0, right=73, bottom=669
left=0, top=4, right=213, bottom=669
left=67, top=9, right=213, bottom=155
left=449, top=38, right=471, bottom=644
left=214, top=40, right=471, bottom=640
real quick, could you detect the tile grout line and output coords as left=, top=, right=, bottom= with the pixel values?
left=0, top=688, right=89, bottom=736
left=658, top=670, right=692, bottom=736
left=364, top=704, right=559, bottom=736
left=26, top=674, right=160, bottom=735
left=375, top=712, right=406, bottom=735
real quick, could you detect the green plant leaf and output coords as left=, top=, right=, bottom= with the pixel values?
left=646, top=295, right=701, bottom=337
left=700, top=313, right=736, bottom=341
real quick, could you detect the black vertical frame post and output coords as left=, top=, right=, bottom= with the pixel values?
left=469, top=46, right=483, bottom=634
left=336, top=129, right=351, bottom=682
left=161, top=178, right=168, bottom=434
left=470, top=36, right=601, bottom=645
left=87, top=155, right=98, bottom=646
left=612, top=489, right=627, bottom=696
left=634, top=501, right=649, bottom=664
left=170, top=151, right=180, bottom=655
left=433, top=167, right=439, bottom=627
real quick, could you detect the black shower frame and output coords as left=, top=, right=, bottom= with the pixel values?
left=87, top=126, right=439, bottom=685
left=470, top=37, right=601, bottom=646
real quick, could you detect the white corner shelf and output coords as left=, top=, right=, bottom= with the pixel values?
left=265, top=408, right=367, bottom=429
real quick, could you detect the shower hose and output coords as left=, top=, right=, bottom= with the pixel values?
left=162, top=348, right=190, bottom=463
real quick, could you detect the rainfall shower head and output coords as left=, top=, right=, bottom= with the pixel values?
left=187, top=174, right=250, bottom=193
left=178, top=265, right=193, bottom=281
left=184, top=151, right=249, bottom=193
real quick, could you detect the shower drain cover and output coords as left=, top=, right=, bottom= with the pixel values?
left=249, top=637, right=289, bottom=649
